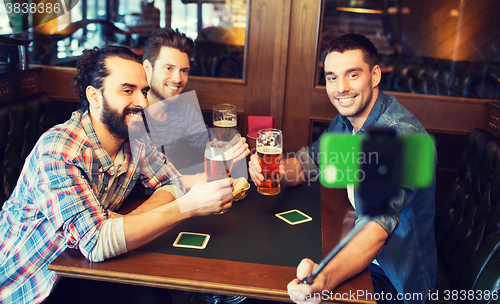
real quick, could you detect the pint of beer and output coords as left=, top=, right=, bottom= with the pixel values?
left=213, top=104, right=237, bottom=141
left=205, top=140, right=233, bottom=214
left=213, top=120, right=237, bottom=142
left=204, top=140, right=233, bottom=182
left=256, top=129, right=282, bottom=196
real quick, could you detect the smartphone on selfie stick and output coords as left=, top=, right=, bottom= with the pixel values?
left=301, top=127, right=435, bottom=285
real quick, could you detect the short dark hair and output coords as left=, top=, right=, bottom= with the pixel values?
left=321, top=34, right=379, bottom=70
left=143, top=28, right=194, bottom=68
left=73, top=45, right=141, bottom=109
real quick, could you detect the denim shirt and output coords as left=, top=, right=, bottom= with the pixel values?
left=308, top=91, right=437, bottom=302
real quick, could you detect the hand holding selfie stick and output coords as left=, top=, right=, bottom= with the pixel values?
left=300, top=215, right=371, bottom=284
left=301, top=127, right=434, bottom=285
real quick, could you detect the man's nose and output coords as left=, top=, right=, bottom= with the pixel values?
left=171, top=70, right=181, bottom=83
left=136, top=92, right=148, bottom=108
left=337, top=77, right=350, bottom=93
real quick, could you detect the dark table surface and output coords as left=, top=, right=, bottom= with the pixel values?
left=49, top=182, right=374, bottom=303
left=139, top=183, right=323, bottom=268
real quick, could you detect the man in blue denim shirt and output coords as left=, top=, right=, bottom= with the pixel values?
left=249, top=34, right=436, bottom=303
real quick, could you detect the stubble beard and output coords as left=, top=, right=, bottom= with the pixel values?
left=149, top=72, right=183, bottom=102
left=332, top=87, right=374, bottom=119
left=101, top=93, right=142, bottom=141
left=149, top=81, right=167, bottom=101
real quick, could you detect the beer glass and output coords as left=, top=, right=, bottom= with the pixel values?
left=213, top=104, right=237, bottom=142
left=205, top=140, right=233, bottom=182
left=256, top=128, right=282, bottom=196
left=204, top=140, right=233, bottom=214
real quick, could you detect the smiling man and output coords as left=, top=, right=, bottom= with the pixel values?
left=140, top=28, right=249, bottom=304
left=323, top=47, right=378, bottom=130
left=141, top=28, right=248, bottom=178
left=249, top=34, right=437, bottom=303
left=143, top=29, right=191, bottom=102
left=141, top=28, right=208, bottom=163
left=0, top=46, right=234, bottom=304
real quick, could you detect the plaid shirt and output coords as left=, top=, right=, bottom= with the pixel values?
left=0, top=109, right=183, bottom=303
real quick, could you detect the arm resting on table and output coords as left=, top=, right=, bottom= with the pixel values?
left=90, top=189, right=181, bottom=262
left=93, top=179, right=232, bottom=260
left=121, top=189, right=191, bottom=251
left=120, top=178, right=233, bottom=252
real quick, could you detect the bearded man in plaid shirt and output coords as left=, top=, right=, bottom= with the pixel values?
left=0, top=46, right=235, bottom=304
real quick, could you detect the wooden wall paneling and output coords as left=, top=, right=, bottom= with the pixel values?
left=37, top=66, right=78, bottom=102
left=269, top=0, right=292, bottom=131
left=243, top=0, right=292, bottom=138
left=282, top=0, right=322, bottom=152
left=310, top=88, right=337, bottom=121
left=184, top=77, right=245, bottom=113
left=394, top=92, right=490, bottom=133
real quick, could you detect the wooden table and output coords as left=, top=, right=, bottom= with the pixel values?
left=48, top=183, right=374, bottom=303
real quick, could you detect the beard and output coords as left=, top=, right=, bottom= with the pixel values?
left=149, top=73, right=183, bottom=102
left=331, top=81, right=375, bottom=119
left=344, top=91, right=373, bottom=118
left=149, top=81, right=166, bottom=101
left=101, top=92, right=143, bottom=141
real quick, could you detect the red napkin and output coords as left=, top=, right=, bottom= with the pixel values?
left=248, top=116, right=277, bottom=138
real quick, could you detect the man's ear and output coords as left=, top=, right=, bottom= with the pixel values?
left=143, top=59, right=152, bottom=82
left=86, top=86, right=100, bottom=108
left=372, top=65, right=381, bottom=88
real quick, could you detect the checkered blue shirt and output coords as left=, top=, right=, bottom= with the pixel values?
left=0, top=109, right=183, bottom=303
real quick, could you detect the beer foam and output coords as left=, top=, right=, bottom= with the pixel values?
left=213, top=120, right=237, bottom=128
left=205, top=145, right=233, bottom=160
left=257, top=146, right=282, bottom=154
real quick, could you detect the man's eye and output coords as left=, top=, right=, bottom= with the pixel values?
left=348, top=74, right=357, bottom=78
left=124, top=89, right=132, bottom=94
left=326, top=76, right=336, bottom=81
left=142, top=91, right=148, bottom=98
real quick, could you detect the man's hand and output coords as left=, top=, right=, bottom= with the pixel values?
left=232, top=135, right=250, bottom=162
left=287, top=259, right=327, bottom=304
left=178, top=178, right=233, bottom=214
left=180, top=172, right=207, bottom=190
left=107, top=211, right=124, bottom=218
left=248, top=153, right=285, bottom=186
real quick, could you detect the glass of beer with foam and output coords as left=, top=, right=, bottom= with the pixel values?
left=205, top=139, right=234, bottom=213
left=256, top=128, right=282, bottom=196
left=213, top=104, right=237, bottom=142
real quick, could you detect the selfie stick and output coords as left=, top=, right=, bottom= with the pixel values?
left=300, top=215, right=371, bottom=285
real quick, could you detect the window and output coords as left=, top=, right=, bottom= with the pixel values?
left=0, top=3, right=12, bottom=35
left=1, top=0, right=247, bottom=78
left=170, top=0, right=247, bottom=78
left=318, top=0, right=500, bottom=100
